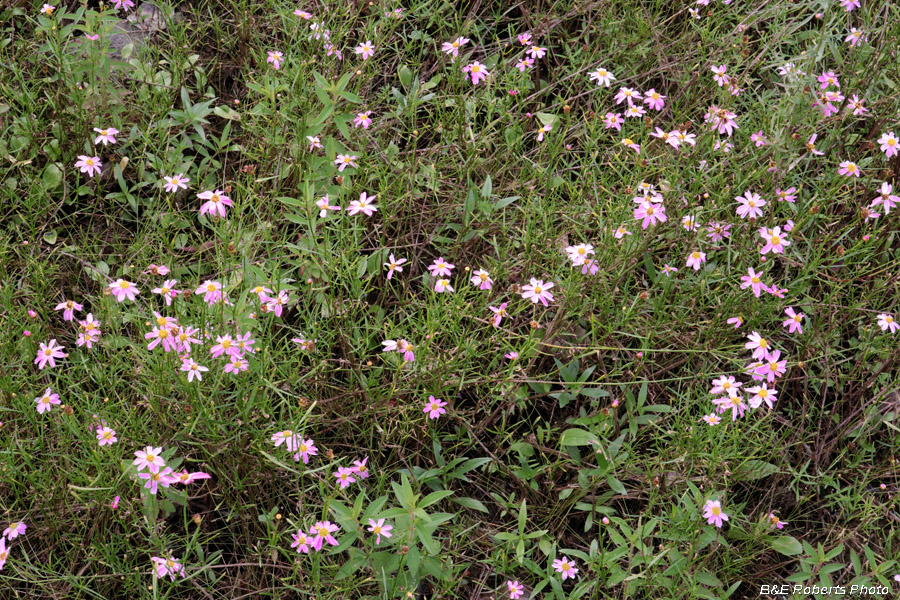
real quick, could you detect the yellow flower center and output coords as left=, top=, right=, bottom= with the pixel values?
left=119, top=281, right=130, bottom=289
left=771, top=237, right=781, bottom=245
left=471, top=65, right=480, bottom=73
left=86, top=159, right=94, bottom=166
left=691, top=252, right=701, bottom=260
left=207, top=284, right=216, bottom=292
left=533, top=286, right=542, bottom=294
left=211, top=194, right=220, bottom=203
left=759, top=339, right=768, bottom=348
left=711, top=506, right=721, bottom=516
left=42, top=396, right=51, bottom=404
left=44, top=349, right=53, bottom=356
left=847, top=164, right=856, bottom=172
left=158, top=330, right=169, bottom=338
left=222, top=340, right=231, bottom=348
left=751, top=276, right=760, bottom=284
left=373, top=525, right=382, bottom=534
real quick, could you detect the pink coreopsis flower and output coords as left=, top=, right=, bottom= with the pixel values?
left=760, top=226, right=790, bottom=255
left=291, top=529, right=313, bottom=553
left=839, top=161, right=861, bottom=178
left=566, top=243, right=595, bottom=266
left=144, top=264, right=170, bottom=276
left=355, top=41, right=375, bottom=60
left=702, top=413, right=722, bottom=426
left=589, top=67, right=615, bottom=87
left=352, top=457, right=370, bottom=479
left=195, top=280, right=223, bottom=304
left=462, top=61, right=489, bottom=85
left=384, top=253, right=407, bottom=280
left=756, top=350, right=787, bottom=383
left=167, top=470, right=211, bottom=485
left=878, top=132, right=899, bottom=158
left=602, top=112, right=624, bottom=130
left=96, top=426, right=118, bottom=446
left=727, top=316, right=743, bottom=328
left=515, top=57, right=534, bottom=72
left=746, top=383, right=778, bottom=409
left=307, top=135, right=323, bottom=151
left=713, top=394, right=748, bottom=421
left=817, top=70, right=840, bottom=89
left=315, top=194, right=341, bottom=218
left=35, top=388, right=61, bottom=414
left=347, top=192, right=378, bottom=216
left=470, top=269, right=493, bottom=290
left=109, top=278, right=139, bottom=303
left=740, top=268, right=767, bottom=298
left=489, top=303, right=509, bottom=328
left=839, top=0, right=860, bottom=12
left=180, top=357, right=209, bottom=382
left=163, top=174, right=189, bottom=193
left=735, top=190, right=766, bottom=220
left=353, top=111, right=373, bottom=129
left=527, top=45, right=546, bottom=59
left=434, top=278, right=454, bottom=293
left=507, top=580, right=525, bottom=600
left=93, top=127, right=119, bottom=146
left=650, top=127, right=678, bottom=147
left=139, top=467, right=174, bottom=495
left=263, top=290, right=289, bottom=317
left=745, top=331, right=771, bottom=360
left=151, top=555, right=186, bottom=581
left=310, top=521, right=340, bottom=551
left=367, top=518, right=393, bottom=545
left=536, top=123, right=552, bottom=141
left=334, top=466, right=357, bottom=489
left=845, top=27, right=866, bottom=47
left=521, top=278, right=554, bottom=305
left=877, top=313, right=899, bottom=333
left=3, top=522, right=26, bottom=540
left=783, top=307, right=804, bottom=334
left=614, top=87, right=642, bottom=106
left=152, top=279, right=180, bottom=306
left=335, top=154, right=358, bottom=171
left=54, top=299, right=83, bottom=321
left=702, top=499, right=728, bottom=527
left=642, top=88, right=665, bottom=111
left=552, top=556, right=579, bottom=580
left=428, top=257, right=455, bottom=277
left=613, top=225, right=632, bottom=239
left=706, top=222, right=731, bottom=242
left=620, top=137, right=640, bottom=154
left=750, top=131, right=767, bottom=147
left=517, top=32, right=532, bottom=45
left=40, top=4, right=55, bottom=15
left=633, top=201, right=667, bottom=229
left=266, top=50, right=284, bottom=69
left=209, top=334, right=235, bottom=358
left=197, top=189, right=233, bottom=218
left=0, top=538, right=10, bottom=570
left=34, top=339, right=65, bottom=370
left=112, top=0, right=135, bottom=10
left=710, top=375, right=742, bottom=397
left=871, top=182, right=899, bottom=215
left=710, top=65, right=729, bottom=86
left=294, top=9, right=312, bottom=19
left=133, top=446, right=165, bottom=473
left=660, top=264, right=678, bottom=277
left=145, top=327, right=177, bottom=353
left=685, top=251, right=706, bottom=271
left=805, top=134, right=824, bottom=156
left=767, top=513, right=788, bottom=530
left=441, top=37, right=469, bottom=60
left=294, top=438, right=317, bottom=464
left=775, top=187, right=797, bottom=203
left=75, top=155, right=102, bottom=177
left=271, top=430, right=298, bottom=452
left=424, top=395, right=447, bottom=419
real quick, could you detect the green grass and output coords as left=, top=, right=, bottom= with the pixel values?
left=1, top=0, right=900, bottom=598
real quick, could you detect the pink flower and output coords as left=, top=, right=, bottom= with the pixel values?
left=353, top=111, right=373, bottom=129
left=367, top=518, right=393, bottom=544
left=775, top=187, right=797, bottom=203
left=746, top=383, right=778, bottom=409
left=54, top=299, right=83, bottom=321
left=839, top=0, right=860, bottom=12
left=334, top=466, right=357, bottom=488
left=845, top=28, right=866, bottom=47
left=145, top=326, right=177, bottom=352
left=877, top=313, right=899, bottom=333
left=441, top=37, right=469, bottom=60
left=315, top=194, right=341, bottom=217
left=602, top=112, right=624, bottom=130
left=713, top=394, right=748, bottom=421
left=197, top=189, right=233, bottom=218
left=470, top=269, right=493, bottom=290
left=756, top=350, right=787, bottom=383
left=526, top=45, right=546, bottom=59
left=613, top=226, right=632, bottom=239
left=34, top=339, right=65, bottom=370
left=3, top=522, right=26, bottom=540
left=633, top=201, right=667, bottom=229
left=507, top=581, right=525, bottom=600
left=767, top=513, right=788, bottom=530
left=96, top=426, right=118, bottom=446
left=112, top=0, right=135, bottom=10
left=620, top=137, right=640, bottom=153
left=428, top=258, right=455, bottom=277
left=613, top=87, right=642, bottom=106
left=40, top=4, right=55, bottom=15
left=517, top=32, right=532, bottom=45
left=272, top=430, right=298, bottom=452
left=152, top=279, right=180, bottom=306
left=384, top=253, right=407, bottom=280
left=133, top=446, right=165, bottom=473
left=75, top=155, right=102, bottom=177
left=805, top=134, right=825, bottom=156
left=588, top=67, right=615, bottom=87
left=307, top=136, right=323, bottom=151
left=352, top=457, right=370, bottom=479
left=878, top=132, right=899, bottom=158
left=706, top=222, right=731, bottom=241
left=462, top=61, right=489, bottom=85
left=293, top=438, right=318, bottom=464
left=685, top=251, right=706, bottom=271
left=310, top=521, right=340, bottom=551
left=760, top=226, right=790, bottom=255
left=817, top=70, right=840, bottom=89
left=750, top=131, right=767, bottom=147
left=0, top=538, right=10, bottom=570
left=515, top=57, right=534, bottom=72
left=740, top=268, right=767, bottom=298
left=151, top=555, right=186, bottom=580
left=489, top=303, right=509, bottom=328
left=93, top=127, right=119, bottom=146
left=167, top=470, right=211, bottom=485
left=710, top=65, right=729, bottom=87
left=838, top=161, right=861, bottom=178
left=291, top=529, right=313, bottom=554
left=335, top=154, right=358, bottom=171
left=434, top=278, right=454, bottom=293
left=702, top=413, right=722, bottom=426
left=710, top=376, right=742, bottom=397
left=355, top=41, right=375, bottom=60
left=144, top=264, right=170, bottom=276
left=347, top=192, right=378, bottom=216
left=195, top=280, right=223, bottom=304
left=552, top=556, right=579, bottom=580
left=536, top=123, right=552, bottom=141
left=745, top=331, right=771, bottom=360
left=521, top=278, right=554, bottom=305
left=702, top=499, right=728, bottom=527
left=424, top=395, right=447, bottom=419
left=643, top=88, right=665, bottom=111
left=783, top=307, right=804, bottom=334
left=35, top=388, right=61, bottom=414
left=180, top=357, right=209, bottom=382
left=871, top=182, right=899, bottom=216
left=266, top=50, right=284, bottom=69
left=735, top=190, right=766, bottom=220
left=660, top=264, right=678, bottom=277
